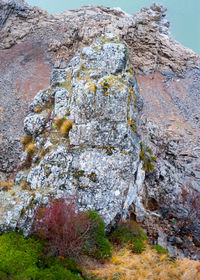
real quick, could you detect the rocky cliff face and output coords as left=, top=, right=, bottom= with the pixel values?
left=1, top=34, right=145, bottom=234
left=0, top=0, right=200, bottom=259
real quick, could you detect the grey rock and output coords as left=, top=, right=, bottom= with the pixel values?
left=29, top=88, right=53, bottom=112
left=0, top=0, right=29, bottom=30
left=0, top=34, right=145, bottom=233
left=54, top=88, right=70, bottom=118
left=24, top=111, right=48, bottom=137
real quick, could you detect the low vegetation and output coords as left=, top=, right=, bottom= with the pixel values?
left=140, top=142, right=157, bottom=173
left=0, top=198, right=199, bottom=279
left=21, top=134, right=33, bottom=146
left=32, top=198, right=111, bottom=260
left=54, top=118, right=73, bottom=137
left=21, top=134, right=37, bottom=156
left=109, top=220, right=147, bottom=254
left=0, top=181, right=14, bottom=191
left=0, top=232, right=89, bottom=280
left=85, top=247, right=200, bottom=280
left=151, top=244, right=169, bottom=255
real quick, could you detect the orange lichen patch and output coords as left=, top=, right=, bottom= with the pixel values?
left=87, top=84, right=97, bottom=93
left=0, top=181, right=14, bottom=191
left=60, top=120, right=73, bottom=136
left=34, top=107, right=43, bottom=113
left=0, top=107, right=3, bottom=112
left=84, top=247, right=200, bottom=280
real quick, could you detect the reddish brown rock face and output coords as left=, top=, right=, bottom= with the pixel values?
left=136, top=71, right=200, bottom=138
left=136, top=70, right=200, bottom=257
left=13, top=42, right=51, bottom=101
left=0, top=41, right=52, bottom=180
left=0, top=42, right=52, bottom=135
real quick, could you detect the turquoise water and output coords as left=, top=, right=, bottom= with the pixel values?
left=26, top=0, right=200, bottom=55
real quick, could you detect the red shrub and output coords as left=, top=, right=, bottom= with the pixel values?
left=32, top=197, right=91, bottom=258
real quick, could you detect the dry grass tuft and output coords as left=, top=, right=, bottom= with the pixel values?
left=55, top=118, right=64, bottom=129
left=84, top=247, right=200, bottom=280
left=21, top=135, right=33, bottom=146
left=21, top=180, right=31, bottom=191
left=25, top=143, right=37, bottom=155
left=0, top=181, right=14, bottom=191
left=177, top=258, right=200, bottom=280
left=60, top=120, right=73, bottom=136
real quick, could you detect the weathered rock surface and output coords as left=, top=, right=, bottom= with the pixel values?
left=136, top=69, right=200, bottom=259
left=0, top=1, right=199, bottom=180
left=0, top=0, right=200, bottom=259
left=0, top=34, right=145, bottom=235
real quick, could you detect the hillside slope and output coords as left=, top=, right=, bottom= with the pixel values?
left=0, top=0, right=200, bottom=259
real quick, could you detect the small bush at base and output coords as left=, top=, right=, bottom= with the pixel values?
left=109, top=221, right=147, bottom=254
left=109, top=221, right=147, bottom=245
left=33, top=199, right=111, bottom=261
left=33, top=198, right=91, bottom=258
left=130, top=238, right=146, bottom=254
left=83, top=211, right=111, bottom=260
left=0, top=232, right=95, bottom=280
left=151, top=245, right=168, bottom=255
left=36, top=264, right=83, bottom=280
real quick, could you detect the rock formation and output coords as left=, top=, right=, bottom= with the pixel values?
left=0, top=0, right=200, bottom=259
left=1, top=34, right=145, bottom=235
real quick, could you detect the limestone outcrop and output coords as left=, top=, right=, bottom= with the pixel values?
left=1, top=1, right=199, bottom=181
left=0, top=34, right=145, bottom=235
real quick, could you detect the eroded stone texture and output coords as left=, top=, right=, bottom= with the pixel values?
left=1, top=1, right=199, bottom=73
left=0, top=34, right=144, bottom=235
left=134, top=70, right=200, bottom=258
left=0, top=1, right=199, bottom=180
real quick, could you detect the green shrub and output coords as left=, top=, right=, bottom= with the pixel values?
left=139, top=142, right=156, bottom=173
left=42, top=256, right=82, bottom=275
left=151, top=245, right=168, bottom=255
left=130, top=238, right=146, bottom=254
left=0, top=271, right=8, bottom=280
left=36, top=265, right=82, bottom=280
left=0, top=232, right=94, bottom=280
left=109, top=221, right=147, bottom=254
left=109, top=221, right=147, bottom=245
left=83, top=211, right=111, bottom=260
left=0, top=232, right=43, bottom=277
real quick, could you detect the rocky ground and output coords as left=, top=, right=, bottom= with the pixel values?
left=0, top=0, right=200, bottom=259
